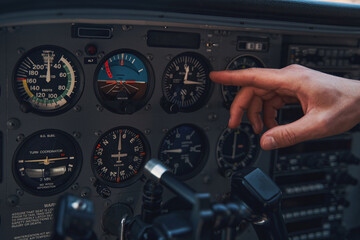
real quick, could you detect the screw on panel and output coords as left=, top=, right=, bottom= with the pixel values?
left=7, top=118, right=20, bottom=130
left=126, top=197, right=134, bottom=204
left=144, top=104, right=151, bottom=111
left=7, top=195, right=19, bottom=207
left=7, top=26, right=19, bottom=32
left=73, top=105, right=81, bottom=112
left=166, top=54, right=173, bottom=60
left=203, top=175, right=211, bottom=184
left=19, top=102, right=32, bottom=113
left=98, top=51, right=105, bottom=59
left=104, top=200, right=112, bottom=207
left=17, top=48, right=25, bottom=55
left=16, top=134, right=25, bottom=142
left=71, top=183, right=79, bottom=190
left=203, top=126, right=210, bottom=132
left=16, top=189, right=24, bottom=196
left=122, top=25, right=133, bottom=31
left=207, top=113, right=218, bottom=121
left=144, top=129, right=151, bottom=135
left=147, top=54, right=154, bottom=61
left=75, top=50, right=83, bottom=57
left=162, top=128, right=168, bottom=133
left=73, top=132, right=81, bottom=139
left=94, top=131, right=102, bottom=137
left=80, top=187, right=91, bottom=198
left=225, top=169, right=233, bottom=178
left=90, top=177, right=96, bottom=183
left=96, top=104, right=104, bottom=112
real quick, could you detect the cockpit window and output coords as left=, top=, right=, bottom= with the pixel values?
left=312, top=0, right=360, bottom=4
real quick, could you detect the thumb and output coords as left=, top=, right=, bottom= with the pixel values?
left=260, top=113, right=323, bottom=150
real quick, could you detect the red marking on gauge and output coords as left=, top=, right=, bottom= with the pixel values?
left=105, top=60, right=113, bottom=79
left=61, top=153, right=65, bottom=157
left=238, top=144, right=244, bottom=149
left=97, top=144, right=101, bottom=149
left=121, top=58, right=124, bottom=66
left=94, top=156, right=98, bottom=159
left=136, top=135, right=140, bottom=138
left=140, top=152, right=146, bottom=156
left=17, top=78, right=26, bottom=81
left=117, top=176, right=120, bottom=183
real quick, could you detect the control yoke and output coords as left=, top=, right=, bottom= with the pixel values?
left=125, top=159, right=288, bottom=240
left=52, top=159, right=288, bottom=240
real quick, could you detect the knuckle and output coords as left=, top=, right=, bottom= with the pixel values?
left=284, top=64, right=304, bottom=71
left=279, top=127, right=297, bottom=146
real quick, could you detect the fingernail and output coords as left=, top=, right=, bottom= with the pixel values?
left=263, top=136, right=277, bottom=149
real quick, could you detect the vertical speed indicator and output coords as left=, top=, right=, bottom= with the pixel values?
left=13, top=45, right=83, bottom=115
left=161, top=52, right=212, bottom=113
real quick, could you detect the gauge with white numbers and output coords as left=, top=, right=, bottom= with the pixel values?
left=12, top=129, right=82, bottom=196
left=161, top=52, right=212, bottom=113
left=92, top=126, right=150, bottom=187
left=222, top=55, right=264, bottom=109
left=13, top=45, right=83, bottom=115
left=158, top=124, right=208, bottom=180
left=216, top=123, right=260, bottom=177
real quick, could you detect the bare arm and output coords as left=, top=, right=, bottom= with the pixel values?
left=210, top=64, right=360, bottom=150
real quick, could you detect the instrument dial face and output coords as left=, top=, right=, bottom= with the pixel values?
left=216, top=123, right=259, bottom=177
left=13, top=45, right=83, bottom=115
left=158, top=124, right=208, bottom=180
left=95, top=50, right=154, bottom=114
left=222, top=55, right=264, bottom=108
left=162, top=52, right=212, bottom=112
left=92, top=127, right=150, bottom=187
left=12, top=129, right=82, bottom=196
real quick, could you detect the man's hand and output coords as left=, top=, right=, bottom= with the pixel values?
left=210, top=64, right=360, bottom=150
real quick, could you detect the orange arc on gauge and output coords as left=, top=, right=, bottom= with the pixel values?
left=17, top=78, right=34, bottom=98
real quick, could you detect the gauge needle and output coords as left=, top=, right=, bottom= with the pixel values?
left=183, top=80, right=203, bottom=85
left=184, top=158, right=193, bottom=168
left=184, top=64, right=190, bottom=81
left=162, top=149, right=183, bottom=153
left=174, top=163, right=179, bottom=174
left=46, top=55, right=51, bottom=83
left=24, top=156, right=69, bottom=165
left=118, top=130, right=122, bottom=151
left=232, top=132, right=238, bottom=159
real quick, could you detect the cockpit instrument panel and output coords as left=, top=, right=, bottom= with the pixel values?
left=1, top=5, right=360, bottom=240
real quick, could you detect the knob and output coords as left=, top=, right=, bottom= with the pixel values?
left=102, top=203, right=133, bottom=236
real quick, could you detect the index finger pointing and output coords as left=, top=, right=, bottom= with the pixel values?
left=210, top=68, right=287, bottom=90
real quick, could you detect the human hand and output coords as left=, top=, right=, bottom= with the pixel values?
left=210, top=64, right=360, bottom=150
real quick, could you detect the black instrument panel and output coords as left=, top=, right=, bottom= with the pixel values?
left=1, top=10, right=360, bottom=240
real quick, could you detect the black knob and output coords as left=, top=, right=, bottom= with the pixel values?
left=142, top=180, right=163, bottom=223
left=102, top=203, right=133, bottom=236
left=96, top=184, right=111, bottom=199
